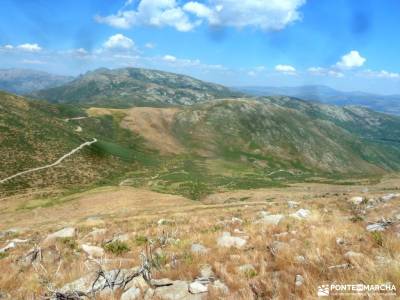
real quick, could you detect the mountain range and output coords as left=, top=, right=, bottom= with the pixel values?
left=0, top=68, right=72, bottom=94
left=2, top=67, right=400, bottom=197
left=31, top=67, right=241, bottom=107
left=238, top=85, right=400, bottom=115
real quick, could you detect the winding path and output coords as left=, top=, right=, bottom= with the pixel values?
left=0, top=138, right=97, bottom=184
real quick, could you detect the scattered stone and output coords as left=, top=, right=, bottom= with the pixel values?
left=295, top=255, right=306, bottom=263
left=58, top=268, right=143, bottom=296
left=189, top=281, right=208, bottom=294
left=149, top=280, right=204, bottom=300
left=44, top=227, right=75, bottom=243
left=157, top=219, right=170, bottom=225
left=295, top=274, right=304, bottom=287
left=112, top=233, right=130, bottom=242
left=273, top=232, right=289, bottom=238
left=81, top=244, right=104, bottom=258
left=288, top=201, right=299, bottom=208
left=191, top=244, right=208, bottom=255
left=290, top=209, right=311, bottom=220
left=256, top=214, right=284, bottom=225
left=381, top=193, right=400, bottom=202
left=336, top=237, right=345, bottom=246
left=349, top=196, right=364, bottom=205
left=366, top=221, right=391, bottom=232
left=217, top=232, right=247, bottom=248
left=150, top=278, right=174, bottom=287
left=231, top=217, right=243, bottom=224
left=0, top=242, right=16, bottom=254
left=121, top=287, right=141, bottom=300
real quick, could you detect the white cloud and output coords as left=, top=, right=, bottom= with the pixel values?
left=308, top=66, right=344, bottom=78
left=103, top=34, right=135, bottom=50
left=17, top=43, right=42, bottom=52
left=4, top=45, right=13, bottom=50
left=275, top=64, right=296, bottom=75
left=336, top=50, right=366, bottom=69
left=162, top=54, right=177, bottom=62
left=96, top=0, right=306, bottom=31
left=361, top=69, right=400, bottom=79
left=96, top=0, right=196, bottom=32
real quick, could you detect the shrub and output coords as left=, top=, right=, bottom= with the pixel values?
left=104, top=240, right=130, bottom=255
left=135, top=235, right=148, bottom=246
left=371, top=231, right=383, bottom=246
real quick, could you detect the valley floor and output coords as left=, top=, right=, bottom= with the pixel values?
left=1, top=177, right=400, bottom=299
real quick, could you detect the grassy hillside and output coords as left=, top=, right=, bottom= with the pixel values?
left=32, top=67, right=241, bottom=108
left=0, top=91, right=154, bottom=195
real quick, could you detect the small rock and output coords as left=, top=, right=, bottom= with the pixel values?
left=84, top=228, right=107, bottom=240
left=366, top=223, right=387, bottom=232
left=295, top=274, right=304, bottom=287
left=336, top=237, right=345, bottom=246
left=44, top=227, right=75, bottom=243
left=295, top=255, right=306, bottom=263
left=191, top=244, right=208, bottom=255
left=349, top=196, right=364, bottom=205
left=81, top=244, right=104, bottom=258
left=288, top=201, right=299, bottom=208
left=381, top=193, right=400, bottom=202
left=290, top=209, right=311, bottom=220
left=0, top=242, right=16, bottom=254
left=258, top=211, right=270, bottom=218
left=189, top=281, right=208, bottom=294
left=217, top=232, right=247, bottom=248
left=269, top=241, right=288, bottom=255
left=112, top=233, right=130, bottom=242
left=157, top=219, right=170, bottom=225
left=256, top=214, right=284, bottom=225
left=121, top=287, right=141, bottom=300
left=231, top=217, right=243, bottom=224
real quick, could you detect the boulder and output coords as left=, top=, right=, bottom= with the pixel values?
left=81, top=244, right=104, bottom=258
left=349, top=196, right=364, bottom=205
left=0, top=242, right=16, bottom=254
left=121, top=287, right=141, bottom=300
left=288, top=201, right=299, bottom=208
left=290, top=209, right=311, bottom=220
left=366, top=223, right=387, bottom=232
left=189, top=281, right=208, bottom=294
left=217, top=232, right=247, bottom=248
left=381, top=193, right=400, bottom=202
left=295, top=274, right=304, bottom=287
left=44, top=227, right=75, bottom=243
left=191, top=244, right=208, bottom=255
left=149, top=280, right=206, bottom=300
left=256, top=214, right=284, bottom=225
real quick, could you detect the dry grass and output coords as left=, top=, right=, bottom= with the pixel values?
left=1, top=177, right=400, bottom=298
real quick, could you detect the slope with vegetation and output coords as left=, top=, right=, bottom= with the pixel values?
left=32, top=67, right=241, bottom=107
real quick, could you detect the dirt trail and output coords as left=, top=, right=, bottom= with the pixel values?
left=0, top=138, right=97, bottom=184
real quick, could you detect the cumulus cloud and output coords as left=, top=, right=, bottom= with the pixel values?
left=308, top=66, right=344, bottom=78
left=275, top=64, right=296, bottom=75
left=145, top=42, right=156, bottom=49
left=103, top=34, right=135, bottom=50
left=96, top=0, right=306, bottom=31
left=162, top=54, right=177, bottom=62
left=17, top=43, right=42, bottom=52
left=336, top=50, right=366, bottom=69
left=95, top=0, right=196, bottom=32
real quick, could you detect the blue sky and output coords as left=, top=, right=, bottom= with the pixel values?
left=1, top=0, right=400, bottom=94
